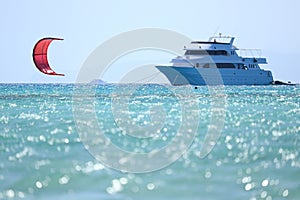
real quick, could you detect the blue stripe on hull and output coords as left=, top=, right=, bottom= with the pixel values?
left=156, top=66, right=273, bottom=85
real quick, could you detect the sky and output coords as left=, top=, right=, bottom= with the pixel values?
left=0, top=0, right=300, bottom=83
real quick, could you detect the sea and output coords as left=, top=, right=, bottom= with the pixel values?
left=0, top=84, right=299, bottom=200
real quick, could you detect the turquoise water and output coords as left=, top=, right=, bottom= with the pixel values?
left=0, top=84, right=299, bottom=199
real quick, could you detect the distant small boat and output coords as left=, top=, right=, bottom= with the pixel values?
left=272, top=80, right=295, bottom=86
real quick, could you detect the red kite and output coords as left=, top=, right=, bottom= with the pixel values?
left=32, top=37, right=64, bottom=76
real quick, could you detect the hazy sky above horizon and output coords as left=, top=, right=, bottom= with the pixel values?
left=1, top=0, right=300, bottom=83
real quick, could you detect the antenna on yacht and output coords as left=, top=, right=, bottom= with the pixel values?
left=212, top=26, right=220, bottom=37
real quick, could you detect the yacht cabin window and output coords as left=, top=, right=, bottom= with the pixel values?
left=184, top=50, right=228, bottom=56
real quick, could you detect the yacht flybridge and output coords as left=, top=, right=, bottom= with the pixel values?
left=156, top=34, right=274, bottom=85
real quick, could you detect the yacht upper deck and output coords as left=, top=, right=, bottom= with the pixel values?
left=185, top=34, right=237, bottom=51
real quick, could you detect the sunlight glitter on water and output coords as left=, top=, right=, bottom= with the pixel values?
left=0, top=84, right=299, bottom=199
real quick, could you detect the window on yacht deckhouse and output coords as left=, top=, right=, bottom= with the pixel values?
left=184, top=50, right=228, bottom=56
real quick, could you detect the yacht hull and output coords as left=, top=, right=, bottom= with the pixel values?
left=156, top=66, right=273, bottom=85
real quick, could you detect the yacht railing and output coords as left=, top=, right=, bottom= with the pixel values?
left=237, top=49, right=262, bottom=58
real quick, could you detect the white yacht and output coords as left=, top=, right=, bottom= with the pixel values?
left=156, top=34, right=274, bottom=85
